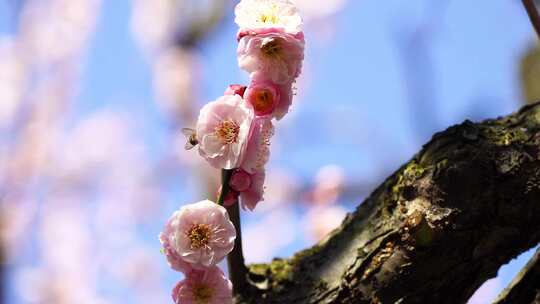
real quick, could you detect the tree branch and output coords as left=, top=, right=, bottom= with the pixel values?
left=493, top=247, right=540, bottom=304
left=217, top=169, right=234, bottom=206
left=218, top=169, right=249, bottom=295
left=523, top=0, right=540, bottom=40
left=234, top=102, right=540, bottom=303
left=226, top=201, right=249, bottom=295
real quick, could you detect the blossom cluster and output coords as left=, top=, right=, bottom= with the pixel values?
left=159, top=0, right=304, bottom=303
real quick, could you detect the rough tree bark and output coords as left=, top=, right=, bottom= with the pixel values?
left=234, top=102, right=540, bottom=304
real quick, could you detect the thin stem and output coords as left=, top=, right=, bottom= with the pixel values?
left=217, top=169, right=248, bottom=294
left=226, top=201, right=248, bottom=295
left=523, top=0, right=540, bottom=40
left=217, top=169, right=234, bottom=205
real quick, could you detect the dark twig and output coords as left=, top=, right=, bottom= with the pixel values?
left=217, top=169, right=234, bottom=206
left=523, top=0, right=540, bottom=40
left=217, top=169, right=248, bottom=295
left=225, top=202, right=248, bottom=295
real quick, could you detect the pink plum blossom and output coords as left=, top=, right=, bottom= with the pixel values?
left=224, top=84, right=247, bottom=97
left=273, top=81, right=293, bottom=120
left=230, top=169, right=266, bottom=211
left=237, top=28, right=304, bottom=84
left=237, top=27, right=304, bottom=42
left=196, top=94, right=254, bottom=169
left=241, top=117, right=274, bottom=174
left=172, top=266, right=233, bottom=304
left=244, top=72, right=293, bottom=120
left=244, top=78, right=278, bottom=117
left=160, top=200, right=236, bottom=269
left=159, top=224, right=194, bottom=274
left=227, top=117, right=273, bottom=210
left=235, top=0, right=303, bottom=34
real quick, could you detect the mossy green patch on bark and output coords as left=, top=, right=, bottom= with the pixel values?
left=403, top=161, right=426, bottom=179
left=249, top=263, right=270, bottom=276
left=392, top=160, right=426, bottom=202
left=291, top=244, right=323, bottom=264
left=269, top=259, right=293, bottom=283
left=247, top=258, right=296, bottom=290
left=481, top=125, right=531, bottom=146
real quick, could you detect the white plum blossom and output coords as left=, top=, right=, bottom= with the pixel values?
left=235, top=0, right=303, bottom=34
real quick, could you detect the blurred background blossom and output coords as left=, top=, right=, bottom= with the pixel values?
left=0, top=0, right=539, bottom=303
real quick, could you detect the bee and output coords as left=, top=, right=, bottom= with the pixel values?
left=181, top=128, right=199, bottom=150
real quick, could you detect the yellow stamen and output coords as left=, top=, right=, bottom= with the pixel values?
left=214, top=120, right=240, bottom=144
left=187, top=224, right=212, bottom=249
left=193, top=284, right=213, bottom=304
left=258, top=4, right=280, bottom=25
left=259, top=13, right=279, bottom=24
